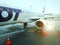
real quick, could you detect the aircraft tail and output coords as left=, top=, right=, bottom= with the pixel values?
left=42, top=6, right=45, bottom=13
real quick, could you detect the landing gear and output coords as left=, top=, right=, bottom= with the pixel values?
left=24, top=23, right=27, bottom=29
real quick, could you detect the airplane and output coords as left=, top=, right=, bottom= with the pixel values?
left=0, top=5, right=45, bottom=30
left=0, top=5, right=57, bottom=30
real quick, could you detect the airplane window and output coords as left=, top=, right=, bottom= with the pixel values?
left=1, top=11, right=8, bottom=18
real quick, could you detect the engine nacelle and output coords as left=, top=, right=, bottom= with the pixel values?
left=35, top=20, right=45, bottom=29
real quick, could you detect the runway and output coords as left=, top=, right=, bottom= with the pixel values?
left=0, top=19, right=60, bottom=45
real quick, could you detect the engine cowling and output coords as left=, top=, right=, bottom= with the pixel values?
left=35, top=20, right=45, bottom=29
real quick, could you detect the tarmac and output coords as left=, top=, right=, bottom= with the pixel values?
left=0, top=21, right=60, bottom=45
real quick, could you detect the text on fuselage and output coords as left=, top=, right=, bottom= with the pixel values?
left=0, top=6, right=22, bottom=22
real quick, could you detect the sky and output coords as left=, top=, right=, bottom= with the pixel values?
left=0, top=0, right=60, bottom=14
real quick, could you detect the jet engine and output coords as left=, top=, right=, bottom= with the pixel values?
left=35, top=20, right=45, bottom=29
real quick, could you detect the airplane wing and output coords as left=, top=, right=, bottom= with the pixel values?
left=29, top=17, right=40, bottom=21
left=44, top=16, right=60, bottom=20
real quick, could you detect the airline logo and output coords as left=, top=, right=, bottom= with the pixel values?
left=0, top=6, right=22, bottom=22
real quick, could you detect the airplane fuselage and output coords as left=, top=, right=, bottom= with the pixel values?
left=0, top=6, right=34, bottom=25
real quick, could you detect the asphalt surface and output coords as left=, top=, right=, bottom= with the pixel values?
left=0, top=26, right=60, bottom=45
left=0, top=21, right=60, bottom=45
